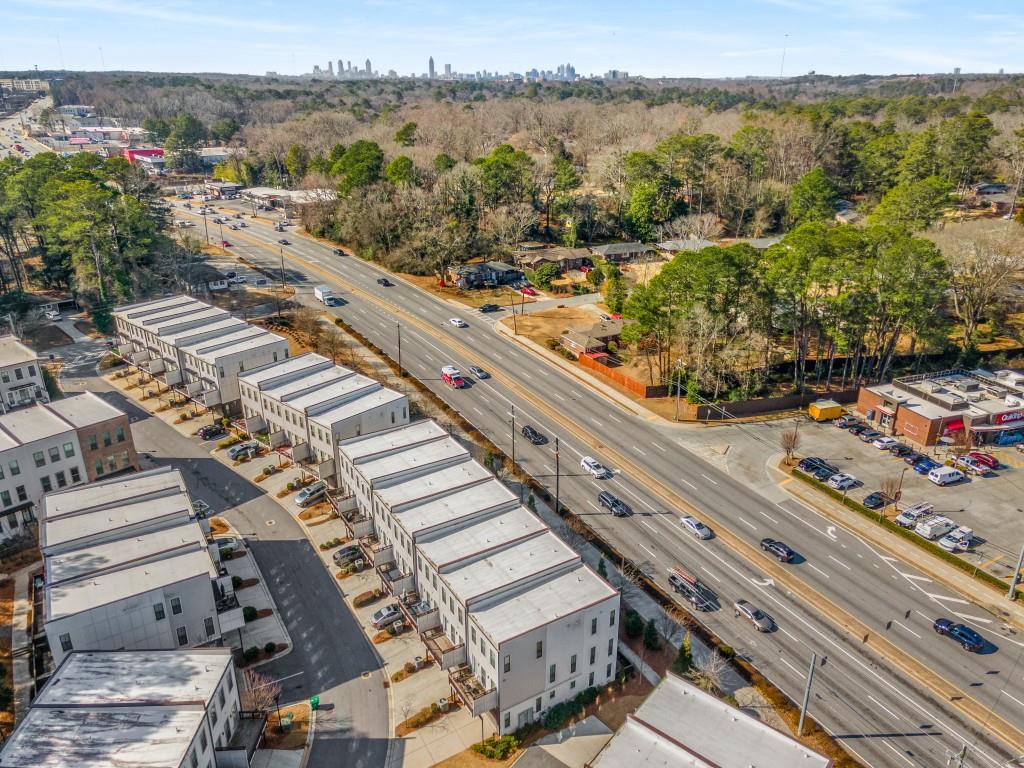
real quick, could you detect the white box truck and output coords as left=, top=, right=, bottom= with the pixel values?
left=314, top=285, right=339, bottom=306
left=915, top=515, right=957, bottom=540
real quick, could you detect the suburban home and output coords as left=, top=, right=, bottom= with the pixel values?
left=589, top=242, right=655, bottom=264
left=0, top=336, right=48, bottom=413
left=513, top=246, right=591, bottom=272
left=559, top=319, right=624, bottom=356
left=177, top=262, right=229, bottom=293
left=448, top=261, right=524, bottom=289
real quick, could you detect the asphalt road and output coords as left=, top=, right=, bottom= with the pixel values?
left=58, top=343, right=390, bottom=768
left=180, top=200, right=1024, bottom=768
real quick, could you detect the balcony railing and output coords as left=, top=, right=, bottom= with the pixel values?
left=370, top=540, right=395, bottom=568
left=421, top=627, right=466, bottom=670
left=377, top=564, right=414, bottom=597
left=400, top=593, right=440, bottom=633
left=449, top=664, right=498, bottom=717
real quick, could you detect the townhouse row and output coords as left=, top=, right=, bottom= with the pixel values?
left=0, top=336, right=48, bottom=413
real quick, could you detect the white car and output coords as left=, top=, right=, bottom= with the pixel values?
left=827, top=472, right=858, bottom=490
left=938, top=525, right=973, bottom=552
left=872, top=437, right=898, bottom=450
left=228, top=275, right=246, bottom=284
left=679, top=515, right=712, bottom=540
left=581, top=456, right=612, bottom=479
left=44, top=309, right=61, bottom=321
left=448, top=318, right=468, bottom=328
left=370, top=603, right=401, bottom=628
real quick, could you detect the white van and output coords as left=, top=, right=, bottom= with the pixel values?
left=895, top=502, right=934, bottom=528
left=938, top=525, right=973, bottom=552
left=915, top=515, right=956, bottom=540
left=928, top=466, right=964, bottom=486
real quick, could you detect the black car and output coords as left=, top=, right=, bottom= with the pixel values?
left=797, top=457, right=825, bottom=472
left=862, top=491, right=894, bottom=510
left=848, top=424, right=870, bottom=436
left=903, top=451, right=925, bottom=465
left=479, top=304, right=501, bottom=313
left=521, top=425, right=547, bottom=445
left=760, top=538, right=795, bottom=562
left=332, top=545, right=363, bottom=566
left=376, top=277, right=392, bottom=287
left=332, top=248, right=344, bottom=256
left=278, top=238, right=290, bottom=245
left=197, top=424, right=227, bottom=440
left=933, top=618, right=985, bottom=652
left=889, top=444, right=914, bottom=457
left=811, top=465, right=836, bottom=482
left=598, top=490, right=631, bottom=517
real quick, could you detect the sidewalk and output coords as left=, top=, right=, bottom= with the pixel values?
left=9, top=564, right=37, bottom=723
left=223, top=551, right=293, bottom=663
left=779, top=471, right=1024, bottom=633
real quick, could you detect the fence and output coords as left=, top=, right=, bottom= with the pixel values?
left=693, top=388, right=860, bottom=420
left=576, top=353, right=669, bottom=398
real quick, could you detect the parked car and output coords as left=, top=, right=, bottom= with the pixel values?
left=734, top=599, right=773, bottom=632
left=227, top=440, right=260, bottom=460
left=889, top=444, right=915, bottom=458
left=858, top=429, right=883, bottom=443
left=370, top=603, right=402, bottom=628
left=295, top=481, right=327, bottom=507
left=951, top=455, right=989, bottom=477
left=479, top=304, right=500, bottom=313
left=597, top=490, right=631, bottom=517
left=913, top=457, right=940, bottom=474
left=862, top=491, right=894, bottom=510
left=827, top=473, right=858, bottom=490
left=903, top=451, right=926, bottom=465
left=679, top=515, right=712, bottom=540
left=933, top=618, right=985, bottom=652
left=797, top=457, right=826, bottom=472
left=521, top=425, right=547, bottom=444
left=895, top=502, right=934, bottom=528
left=760, top=538, right=794, bottom=562
left=196, top=424, right=227, bottom=441
left=939, top=525, right=973, bottom=552
left=928, top=467, right=965, bottom=486
left=44, top=309, right=61, bottom=321
left=448, top=318, right=468, bottom=328
left=520, top=286, right=538, bottom=296
left=872, top=436, right=899, bottom=450
left=228, top=275, right=246, bottom=284
left=468, top=365, right=489, bottom=379
left=834, top=414, right=860, bottom=428
left=376, top=277, right=393, bottom=287
left=915, top=515, right=957, bottom=540
left=848, top=424, right=870, bottom=436
left=581, top=456, right=612, bottom=479
left=332, top=545, right=363, bottom=566
left=811, top=465, right=837, bottom=482
left=968, top=451, right=999, bottom=469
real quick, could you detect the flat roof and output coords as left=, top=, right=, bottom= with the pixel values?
left=42, top=495, right=194, bottom=552
left=396, top=479, right=518, bottom=540
left=239, top=352, right=332, bottom=387
left=138, top=305, right=225, bottom=334
left=591, top=674, right=831, bottom=768
left=339, top=420, right=448, bottom=463
left=47, top=548, right=216, bottom=620
left=0, top=336, right=40, bottom=367
left=112, top=294, right=195, bottom=321
left=471, top=564, right=617, bottom=645
left=45, top=521, right=206, bottom=585
left=288, top=375, right=376, bottom=411
left=360, top=437, right=468, bottom=484
left=417, top=505, right=548, bottom=569
left=41, top=467, right=188, bottom=521
left=180, top=325, right=285, bottom=363
left=310, top=388, right=405, bottom=430
left=267, top=368, right=359, bottom=404
left=159, top=316, right=247, bottom=348
left=45, top=392, right=124, bottom=428
left=444, top=531, right=578, bottom=604
left=378, top=460, right=494, bottom=513
left=0, top=404, right=72, bottom=451
left=0, top=706, right=203, bottom=768
left=35, top=649, right=232, bottom=708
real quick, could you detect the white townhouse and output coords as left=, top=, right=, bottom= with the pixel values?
left=0, top=648, right=259, bottom=768
left=0, top=336, right=47, bottom=412
left=238, top=353, right=408, bottom=486
left=38, top=468, right=243, bottom=667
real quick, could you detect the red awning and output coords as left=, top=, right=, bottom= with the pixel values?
left=942, top=419, right=965, bottom=433
left=876, top=406, right=894, bottom=416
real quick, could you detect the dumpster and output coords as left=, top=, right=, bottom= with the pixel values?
left=807, top=399, right=844, bottom=422
left=310, top=695, right=320, bottom=711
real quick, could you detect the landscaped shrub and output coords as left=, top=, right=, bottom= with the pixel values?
left=218, top=436, right=241, bottom=449
left=542, top=687, right=599, bottom=730
left=624, top=609, right=644, bottom=639
left=403, top=661, right=416, bottom=674
left=353, top=589, right=382, bottom=608
left=243, top=606, right=258, bottom=623
left=219, top=547, right=233, bottom=561
left=643, top=618, right=661, bottom=651
left=264, top=641, right=277, bottom=654
left=231, top=575, right=243, bottom=589
left=471, top=735, right=518, bottom=760
left=406, top=703, right=440, bottom=729
left=672, top=634, right=692, bottom=675
left=286, top=481, right=296, bottom=491
left=243, top=647, right=259, bottom=663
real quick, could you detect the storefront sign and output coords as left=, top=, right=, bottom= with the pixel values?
left=995, top=410, right=1023, bottom=425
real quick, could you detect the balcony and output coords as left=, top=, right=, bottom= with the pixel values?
left=163, top=365, right=183, bottom=386
left=143, top=357, right=166, bottom=375
left=243, top=414, right=267, bottom=434
left=400, top=593, right=440, bottom=633
left=128, top=349, right=151, bottom=365
left=377, top=564, right=414, bottom=597
left=300, top=456, right=336, bottom=486
left=449, top=664, right=498, bottom=717
left=117, top=339, right=139, bottom=355
left=370, top=540, right=395, bottom=568
left=214, top=590, right=244, bottom=633
left=422, top=628, right=466, bottom=670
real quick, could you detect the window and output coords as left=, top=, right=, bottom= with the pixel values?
left=27, top=365, right=35, bottom=377
left=70, top=467, right=81, bottom=483
left=120, top=450, right=130, bottom=467
left=88, top=435, right=98, bottom=450
left=607, top=638, right=613, bottom=656
left=107, top=455, right=117, bottom=472
left=15, top=486, right=26, bottom=502
left=591, top=617, right=597, bottom=635
left=589, top=671, right=595, bottom=686
left=59, top=633, right=73, bottom=652
left=549, top=690, right=555, bottom=700
left=0, top=464, right=5, bottom=479
left=171, top=597, right=182, bottom=615
left=0, top=371, right=7, bottom=383
left=504, top=712, right=510, bottom=729
left=8, top=460, right=19, bottom=476
left=571, top=654, right=577, bottom=673
left=570, top=680, right=576, bottom=690
left=503, top=655, right=510, bottom=673
left=14, top=367, right=22, bottom=380
left=199, top=730, right=208, bottom=753
left=33, top=451, right=45, bottom=468
left=489, top=649, right=495, bottom=668
left=55, top=471, right=66, bottom=488
left=63, top=442, right=75, bottom=458
left=548, top=664, right=556, bottom=683
left=102, top=431, right=111, bottom=447
left=5, top=513, right=17, bottom=529
left=205, top=617, right=215, bottom=638
left=0, top=491, right=10, bottom=508
left=210, top=702, right=219, bottom=726
left=227, top=673, right=234, bottom=692
left=218, top=688, right=226, bottom=709
left=154, top=603, right=165, bottom=621
left=189, top=749, right=198, bottom=768
left=48, top=446, right=60, bottom=463
left=94, top=458, right=104, bottom=476
left=40, top=476, right=52, bottom=493
left=535, top=697, right=541, bottom=713
left=606, top=663, right=612, bottom=678
left=470, top=626, right=476, bottom=644
left=610, top=609, right=616, bottom=627
left=176, top=626, right=188, bottom=646
left=536, top=641, right=543, bottom=659
left=589, top=646, right=596, bottom=665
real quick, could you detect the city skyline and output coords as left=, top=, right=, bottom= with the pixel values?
left=0, top=1, right=1022, bottom=77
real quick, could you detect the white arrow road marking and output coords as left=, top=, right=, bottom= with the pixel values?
left=825, top=525, right=837, bottom=540
left=752, top=576, right=775, bottom=587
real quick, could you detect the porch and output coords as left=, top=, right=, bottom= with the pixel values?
left=449, top=664, right=498, bottom=717
left=421, top=627, right=466, bottom=670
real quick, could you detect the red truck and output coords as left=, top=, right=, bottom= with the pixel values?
left=441, top=365, right=466, bottom=389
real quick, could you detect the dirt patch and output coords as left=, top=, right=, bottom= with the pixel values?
left=209, top=517, right=230, bottom=536
left=593, top=676, right=654, bottom=731
left=72, top=318, right=101, bottom=338
left=0, top=576, right=15, bottom=732
left=237, top=578, right=259, bottom=589
left=263, top=703, right=310, bottom=749
left=617, top=615, right=678, bottom=680
left=501, top=306, right=599, bottom=345
left=395, top=699, right=461, bottom=737
left=372, top=629, right=395, bottom=644
left=434, top=747, right=519, bottom=768
left=397, top=273, right=534, bottom=309
left=207, top=286, right=295, bottom=311
left=254, top=608, right=273, bottom=620
left=20, top=323, right=72, bottom=351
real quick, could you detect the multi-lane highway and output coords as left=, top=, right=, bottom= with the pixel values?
left=180, top=201, right=1024, bottom=768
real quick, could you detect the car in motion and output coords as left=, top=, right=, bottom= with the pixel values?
left=521, top=425, right=547, bottom=445
left=479, top=304, right=501, bottom=313
left=581, top=456, right=612, bottom=479
left=520, top=286, right=538, bottom=296
left=933, top=618, right=985, bottom=652
left=227, top=440, right=260, bottom=460
left=448, top=318, right=468, bottom=328
left=370, top=603, right=402, bottom=628
left=597, top=490, right=631, bottom=517
left=668, top=566, right=714, bottom=610
left=679, top=515, right=712, bottom=540
left=440, top=365, right=466, bottom=389
left=278, top=238, right=290, bottom=245
left=332, top=248, right=344, bottom=256
left=827, top=472, right=858, bottom=490
left=376, top=277, right=393, bottom=287
left=760, top=538, right=795, bottom=562
left=221, top=240, right=233, bottom=247
left=862, top=491, right=894, bottom=510
left=734, top=599, right=773, bottom=632
left=468, top=365, right=489, bottom=379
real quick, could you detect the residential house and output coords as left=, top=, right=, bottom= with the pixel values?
left=589, top=242, right=654, bottom=264
left=0, top=648, right=258, bottom=768
left=448, top=261, right=524, bottom=289
left=514, top=247, right=591, bottom=272
left=0, top=336, right=48, bottom=412
left=559, top=319, right=624, bottom=357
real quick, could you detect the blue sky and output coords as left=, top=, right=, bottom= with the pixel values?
left=1, top=0, right=1022, bottom=78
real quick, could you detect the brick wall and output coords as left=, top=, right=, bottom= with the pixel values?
left=76, top=415, right=139, bottom=482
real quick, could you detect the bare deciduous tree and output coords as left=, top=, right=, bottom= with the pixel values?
left=880, top=475, right=902, bottom=509
left=779, top=428, right=800, bottom=464
left=656, top=605, right=686, bottom=647
left=317, top=327, right=347, bottom=364
left=690, top=649, right=730, bottom=695
left=241, top=669, right=281, bottom=712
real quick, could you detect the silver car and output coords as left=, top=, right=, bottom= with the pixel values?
left=734, top=599, right=773, bottom=632
left=679, top=515, right=712, bottom=540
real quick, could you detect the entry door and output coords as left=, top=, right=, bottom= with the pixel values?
left=517, top=709, right=533, bottom=729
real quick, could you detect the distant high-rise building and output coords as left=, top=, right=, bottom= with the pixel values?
left=428, top=57, right=435, bottom=79
left=313, top=64, right=321, bottom=75
left=365, top=58, right=372, bottom=74
left=327, top=61, right=334, bottom=75
left=337, top=59, right=343, bottom=76
left=347, top=60, right=351, bottom=72
left=444, top=63, right=451, bottom=77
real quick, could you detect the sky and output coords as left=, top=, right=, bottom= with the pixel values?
left=0, top=0, right=1022, bottom=79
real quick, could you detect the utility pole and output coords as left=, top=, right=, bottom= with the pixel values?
left=1010, top=543, right=1024, bottom=600
left=797, top=652, right=817, bottom=736
left=277, top=247, right=286, bottom=318
left=509, top=288, right=518, bottom=335
left=202, top=214, right=210, bottom=245
left=396, top=323, right=403, bottom=377
left=510, top=405, right=515, bottom=467
left=673, top=359, right=682, bottom=421
left=554, top=437, right=560, bottom=515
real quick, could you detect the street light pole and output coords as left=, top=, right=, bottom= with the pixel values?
left=277, top=247, right=287, bottom=318
left=554, top=437, right=560, bottom=515
left=797, top=651, right=817, bottom=736
left=396, top=323, right=403, bottom=378
left=510, top=405, right=515, bottom=467
left=202, top=213, right=210, bottom=245
left=1010, top=543, right=1024, bottom=600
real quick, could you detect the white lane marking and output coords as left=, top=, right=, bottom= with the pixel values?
left=757, top=509, right=779, bottom=524
left=521, top=372, right=533, bottom=381
left=902, top=573, right=932, bottom=583
left=641, top=520, right=657, bottom=533
left=951, top=613, right=993, bottom=625
left=926, top=593, right=969, bottom=605
left=1002, top=691, right=1024, bottom=710
left=652, top=442, right=666, bottom=452
left=472, top=407, right=483, bottom=415
left=586, top=500, right=602, bottom=514
left=808, top=563, right=831, bottom=579
left=589, top=417, right=602, bottom=427
left=827, top=555, right=851, bottom=571
left=632, top=445, right=646, bottom=456
left=774, top=499, right=835, bottom=538
left=700, top=473, right=718, bottom=485
left=893, top=620, right=921, bottom=639
left=553, top=392, right=566, bottom=402
left=778, top=657, right=802, bottom=676
left=638, top=543, right=657, bottom=559
left=779, top=627, right=798, bottom=642
left=883, top=740, right=915, bottom=766
left=543, top=464, right=554, bottom=474
left=538, top=368, right=550, bottom=378
left=610, top=478, right=658, bottom=513
left=679, top=477, right=696, bottom=490
left=699, top=566, right=721, bottom=583
left=737, top=517, right=757, bottom=531
left=869, top=695, right=901, bottom=721
left=607, top=413, right=622, bottom=424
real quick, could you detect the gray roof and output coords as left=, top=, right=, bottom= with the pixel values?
left=45, top=392, right=124, bottom=428
left=590, top=242, right=652, bottom=256
left=0, top=336, right=41, bottom=368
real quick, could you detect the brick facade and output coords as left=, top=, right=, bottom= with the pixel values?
left=76, top=414, right=139, bottom=482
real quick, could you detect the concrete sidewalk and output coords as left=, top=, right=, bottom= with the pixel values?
left=9, top=564, right=38, bottom=723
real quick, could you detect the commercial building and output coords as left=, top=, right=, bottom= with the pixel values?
left=38, top=468, right=242, bottom=668
left=590, top=672, right=831, bottom=768
left=336, top=421, right=619, bottom=734
left=0, top=392, right=136, bottom=543
left=857, top=368, right=1024, bottom=447
left=113, top=295, right=289, bottom=414
left=0, top=648, right=260, bottom=768
left=238, top=352, right=408, bottom=486
left=0, top=336, right=48, bottom=412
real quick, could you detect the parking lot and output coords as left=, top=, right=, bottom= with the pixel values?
left=793, top=418, right=1024, bottom=579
